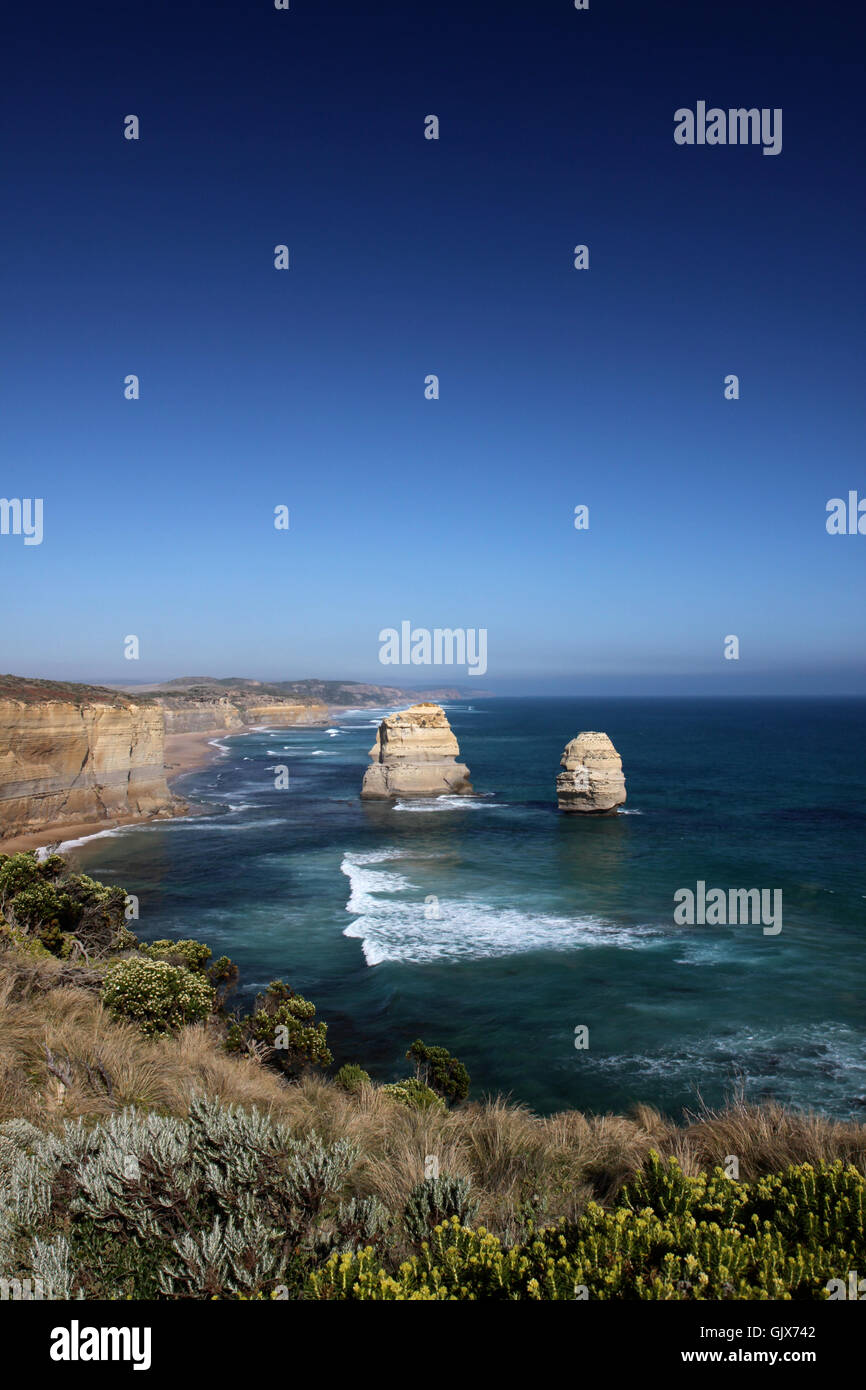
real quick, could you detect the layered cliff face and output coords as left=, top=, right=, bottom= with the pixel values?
left=242, top=702, right=328, bottom=727
left=156, top=694, right=328, bottom=733
left=556, top=731, right=626, bottom=813
left=361, top=703, right=473, bottom=799
left=0, top=689, right=179, bottom=842
left=160, top=696, right=245, bottom=735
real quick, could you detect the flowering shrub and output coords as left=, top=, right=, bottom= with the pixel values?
left=100, top=958, right=215, bottom=1034
left=140, top=938, right=212, bottom=972
left=381, top=1078, right=444, bottom=1111
left=308, top=1156, right=866, bottom=1301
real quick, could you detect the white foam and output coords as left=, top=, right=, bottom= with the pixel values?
left=180, top=817, right=286, bottom=833
left=393, top=796, right=508, bottom=812
left=587, top=1023, right=866, bottom=1104
left=39, top=826, right=127, bottom=854
left=340, top=851, right=659, bottom=966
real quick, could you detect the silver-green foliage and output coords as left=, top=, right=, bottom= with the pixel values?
left=0, top=1096, right=359, bottom=1299
left=404, top=1175, right=480, bottom=1244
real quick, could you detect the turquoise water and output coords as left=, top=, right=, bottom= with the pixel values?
left=65, top=698, right=866, bottom=1119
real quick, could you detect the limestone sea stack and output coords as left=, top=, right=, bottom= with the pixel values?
left=361, top=703, right=473, bottom=800
left=556, top=731, right=626, bottom=814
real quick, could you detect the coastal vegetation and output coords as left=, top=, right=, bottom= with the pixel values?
left=1, top=851, right=864, bottom=1301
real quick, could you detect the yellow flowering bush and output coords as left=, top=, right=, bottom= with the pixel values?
left=100, top=957, right=214, bottom=1034
left=308, top=1157, right=866, bottom=1301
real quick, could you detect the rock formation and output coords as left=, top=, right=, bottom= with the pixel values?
left=0, top=679, right=179, bottom=843
left=361, top=703, right=473, bottom=799
left=157, top=694, right=328, bottom=734
left=242, top=701, right=328, bottom=727
left=556, top=731, right=626, bottom=813
left=159, top=695, right=245, bottom=735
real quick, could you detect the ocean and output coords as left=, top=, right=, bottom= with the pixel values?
left=64, top=697, right=866, bottom=1119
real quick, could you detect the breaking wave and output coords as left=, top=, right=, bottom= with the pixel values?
left=340, top=850, right=659, bottom=966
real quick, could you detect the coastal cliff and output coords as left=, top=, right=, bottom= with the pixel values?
left=0, top=677, right=179, bottom=843
left=160, top=696, right=245, bottom=735
left=156, top=692, right=329, bottom=733
left=361, top=703, right=473, bottom=799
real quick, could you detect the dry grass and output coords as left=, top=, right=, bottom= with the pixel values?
left=3, top=949, right=865, bottom=1241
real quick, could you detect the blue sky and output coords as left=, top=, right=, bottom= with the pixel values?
left=1, top=0, right=864, bottom=693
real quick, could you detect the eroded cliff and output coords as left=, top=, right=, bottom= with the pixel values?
left=0, top=678, right=179, bottom=843
left=156, top=693, right=328, bottom=733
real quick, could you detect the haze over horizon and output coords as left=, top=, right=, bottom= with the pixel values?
left=8, top=668, right=866, bottom=700
left=2, top=0, right=864, bottom=694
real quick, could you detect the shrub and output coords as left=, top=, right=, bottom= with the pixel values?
left=208, top=954, right=239, bottom=1002
left=225, top=980, right=332, bottom=1075
left=0, top=1098, right=360, bottom=1299
left=335, top=1064, right=371, bottom=1094
left=406, top=1039, right=470, bottom=1105
left=308, top=1156, right=866, bottom=1301
left=140, top=938, right=212, bottom=973
left=381, top=1078, right=445, bottom=1111
left=404, top=1176, right=479, bottom=1244
left=100, top=959, right=215, bottom=1035
left=308, top=1220, right=578, bottom=1301
left=0, top=853, right=130, bottom=958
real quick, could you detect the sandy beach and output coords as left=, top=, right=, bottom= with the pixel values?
left=163, top=728, right=231, bottom=782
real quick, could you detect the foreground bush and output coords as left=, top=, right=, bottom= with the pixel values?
left=403, top=1176, right=479, bottom=1243
left=309, top=1155, right=866, bottom=1301
left=100, top=958, right=215, bottom=1035
left=1, top=1092, right=864, bottom=1301
left=140, top=939, right=213, bottom=973
left=0, top=1097, right=361, bottom=1299
left=0, top=852, right=131, bottom=959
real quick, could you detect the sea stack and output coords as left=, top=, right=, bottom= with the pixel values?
left=556, top=731, right=626, bottom=814
left=360, top=703, right=473, bottom=800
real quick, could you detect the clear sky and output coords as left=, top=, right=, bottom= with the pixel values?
left=2, top=0, right=864, bottom=693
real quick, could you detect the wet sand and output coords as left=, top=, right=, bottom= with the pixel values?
left=163, top=728, right=230, bottom=782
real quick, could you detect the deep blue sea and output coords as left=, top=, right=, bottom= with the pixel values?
left=64, top=698, right=866, bottom=1120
